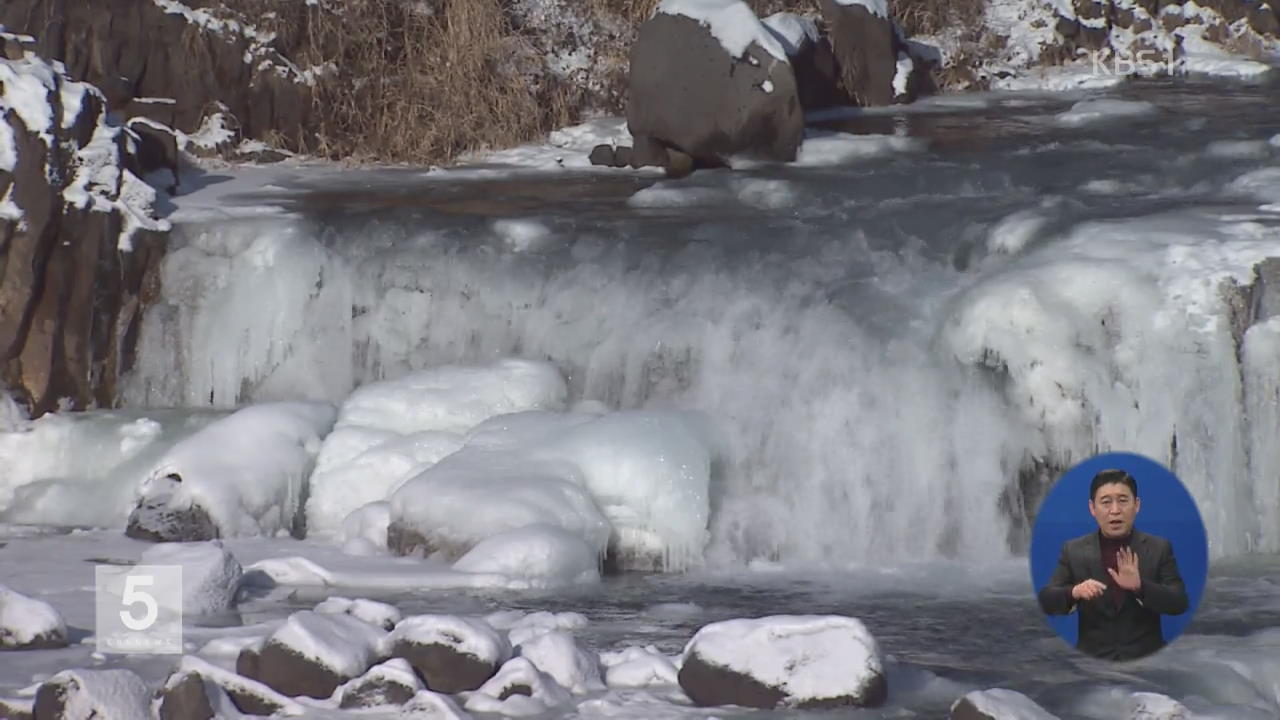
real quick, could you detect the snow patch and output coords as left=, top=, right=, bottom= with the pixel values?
left=1053, top=98, right=1159, bottom=128
left=514, top=630, right=605, bottom=694
left=761, top=13, right=818, bottom=56
left=314, top=596, right=402, bottom=631
left=137, top=541, right=242, bottom=616
left=795, top=132, right=926, bottom=166
left=601, top=645, right=681, bottom=688
left=657, top=0, right=789, bottom=62
left=452, top=524, right=601, bottom=588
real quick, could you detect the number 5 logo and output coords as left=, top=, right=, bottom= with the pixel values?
left=119, top=574, right=159, bottom=631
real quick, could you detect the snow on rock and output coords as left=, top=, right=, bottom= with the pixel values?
left=306, top=427, right=465, bottom=536
left=987, top=209, right=1049, bottom=255
left=336, top=657, right=423, bottom=709
left=249, top=610, right=389, bottom=699
left=127, top=401, right=336, bottom=540
left=949, top=688, right=1059, bottom=720
left=340, top=501, right=392, bottom=553
left=452, top=524, right=601, bottom=589
left=537, top=410, right=714, bottom=571
left=1128, top=692, right=1190, bottom=719
left=1053, top=98, right=1159, bottom=128
left=389, top=615, right=511, bottom=694
left=400, top=690, right=473, bottom=719
left=761, top=12, right=819, bottom=56
left=657, top=0, right=789, bottom=61
left=169, top=655, right=305, bottom=716
left=32, top=669, right=151, bottom=720
left=337, top=359, right=567, bottom=436
left=485, top=610, right=590, bottom=647
left=601, top=645, right=681, bottom=688
left=835, top=0, right=887, bottom=19
left=464, top=656, right=574, bottom=716
left=314, top=596, right=402, bottom=631
left=512, top=629, right=604, bottom=694
left=0, top=584, right=68, bottom=649
left=678, top=615, right=887, bottom=709
left=1227, top=167, right=1280, bottom=205
left=138, top=541, right=242, bottom=616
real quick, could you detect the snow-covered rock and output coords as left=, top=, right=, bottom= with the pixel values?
left=314, top=596, right=402, bottom=631
left=485, top=610, right=590, bottom=647
left=341, top=501, right=392, bottom=553
left=400, top=689, right=473, bottom=719
left=32, top=669, right=151, bottom=720
left=138, top=540, right=242, bottom=616
left=0, top=584, right=67, bottom=650
left=601, top=645, right=681, bottom=688
left=949, top=688, right=1059, bottom=720
left=126, top=401, right=336, bottom=541
left=1128, top=691, right=1190, bottom=720
left=513, top=630, right=604, bottom=694
left=389, top=615, right=511, bottom=693
left=336, top=658, right=423, bottom=709
left=164, top=655, right=304, bottom=717
left=452, top=525, right=600, bottom=588
left=464, top=656, right=573, bottom=716
left=243, top=610, right=389, bottom=699
left=678, top=615, right=887, bottom=709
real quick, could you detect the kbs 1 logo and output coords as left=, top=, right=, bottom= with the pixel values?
left=1090, top=48, right=1185, bottom=77
left=94, top=564, right=184, bottom=655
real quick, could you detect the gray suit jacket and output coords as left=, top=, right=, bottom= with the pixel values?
left=1037, top=529, right=1189, bottom=660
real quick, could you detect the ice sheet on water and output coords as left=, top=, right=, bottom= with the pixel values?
left=1053, top=98, right=1159, bottom=128
left=794, top=131, right=927, bottom=166
left=452, top=525, right=600, bottom=588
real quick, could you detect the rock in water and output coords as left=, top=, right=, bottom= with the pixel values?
left=678, top=615, right=887, bottom=709
left=0, top=585, right=68, bottom=650
left=627, top=4, right=803, bottom=166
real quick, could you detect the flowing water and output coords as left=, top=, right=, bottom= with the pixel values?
left=9, top=76, right=1280, bottom=717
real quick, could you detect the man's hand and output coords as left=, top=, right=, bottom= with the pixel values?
left=1071, top=579, right=1107, bottom=601
left=1109, top=547, right=1142, bottom=592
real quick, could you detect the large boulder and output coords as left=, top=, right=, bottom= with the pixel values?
left=818, top=0, right=898, bottom=107
left=0, top=50, right=168, bottom=417
left=157, top=656, right=304, bottom=717
left=626, top=2, right=804, bottom=166
left=762, top=12, right=849, bottom=111
left=0, top=0, right=315, bottom=150
left=336, top=658, right=423, bottom=709
left=678, top=615, right=886, bottom=709
left=0, top=585, right=68, bottom=650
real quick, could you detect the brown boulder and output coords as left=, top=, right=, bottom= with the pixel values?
left=32, top=670, right=150, bottom=720
left=818, top=0, right=897, bottom=106
left=156, top=672, right=215, bottom=720
left=626, top=8, right=804, bottom=165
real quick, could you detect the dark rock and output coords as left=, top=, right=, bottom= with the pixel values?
left=254, top=641, right=349, bottom=700
left=629, top=135, right=670, bottom=169
left=665, top=149, right=695, bottom=179
left=237, top=148, right=290, bottom=164
left=612, top=146, right=634, bottom=168
left=819, top=0, right=897, bottom=107
left=237, top=645, right=262, bottom=681
left=763, top=13, right=849, bottom=111
left=589, top=144, right=617, bottom=166
left=498, top=683, right=533, bottom=700
left=1056, top=16, right=1080, bottom=38
left=392, top=640, right=497, bottom=694
left=386, top=521, right=433, bottom=558
left=157, top=672, right=215, bottom=720
left=678, top=652, right=786, bottom=709
left=126, top=497, right=220, bottom=542
left=626, top=11, right=804, bottom=165
left=126, top=119, right=180, bottom=192
left=1249, top=3, right=1279, bottom=36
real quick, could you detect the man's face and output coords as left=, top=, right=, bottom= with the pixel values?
left=1089, top=481, right=1140, bottom=538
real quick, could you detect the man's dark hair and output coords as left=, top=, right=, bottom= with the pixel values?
left=1090, top=469, right=1137, bottom=501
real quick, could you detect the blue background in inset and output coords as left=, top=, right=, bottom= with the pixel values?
left=1028, top=452, right=1208, bottom=649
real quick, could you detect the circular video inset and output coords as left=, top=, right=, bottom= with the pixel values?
left=1029, top=452, right=1208, bottom=661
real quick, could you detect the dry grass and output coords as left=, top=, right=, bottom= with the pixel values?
left=196, top=0, right=997, bottom=164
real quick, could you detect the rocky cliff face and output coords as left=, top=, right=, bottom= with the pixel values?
left=0, top=36, right=169, bottom=416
